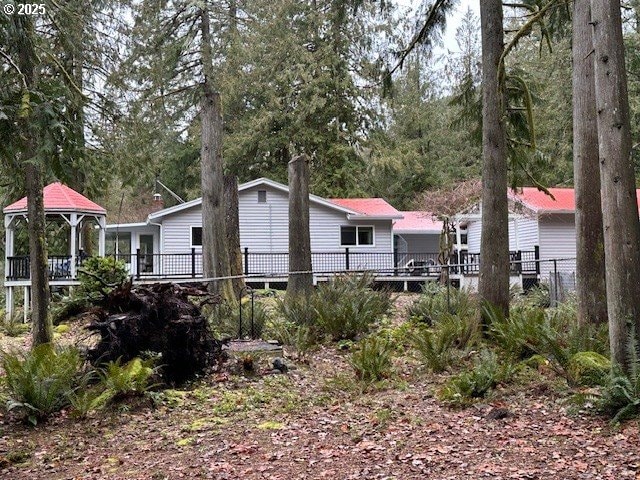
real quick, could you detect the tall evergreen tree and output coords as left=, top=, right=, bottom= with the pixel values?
left=478, top=0, right=510, bottom=318
left=591, top=0, right=640, bottom=372
left=572, top=0, right=608, bottom=326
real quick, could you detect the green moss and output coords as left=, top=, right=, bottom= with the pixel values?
left=568, top=351, right=610, bottom=386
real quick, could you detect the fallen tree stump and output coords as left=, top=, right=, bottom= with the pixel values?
left=86, top=281, right=224, bottom=384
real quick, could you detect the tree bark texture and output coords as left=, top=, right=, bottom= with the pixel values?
left=224, top=174, right=244, bottom=298
left=16, top=15, right=53, bottom=346
left=25, top=158, right=52, bottom=346
left=591, top=0, right=640, bottom=372
left=200, top=91, right=233, bottom=301
left=200, top=9, right=234, bottom=302
left=286, top=154, right=314, bottom=298
left=478, top=0, right=510, bottom=319
left=572, top=0, right=608, bottom=326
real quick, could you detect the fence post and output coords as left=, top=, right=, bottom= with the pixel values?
left=191, top=247, right=196, bottom=278
left=345, top=248, right=350, bottom=271
left=534, top=246, right=540, bottom=275
left=516, top=250, right=522, bottom=274
left=243, top=247, right=249, bottom=276
left=135, top=248, right=141, bottom=280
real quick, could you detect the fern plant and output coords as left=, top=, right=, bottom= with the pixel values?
left=349, top=335, right=394, bottom=383
left=98, top=357, right=156, bottom=402
left=596, top=365, right=640, bottom=423
left=438, top=350, right=516, bottom=407
left=412, top=312, right=479, bottom=373
left=1, top=344, right=83, bottom=424
left=313, top=274, right=393, bottom=341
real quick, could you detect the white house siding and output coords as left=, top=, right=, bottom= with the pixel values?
left=465, top=216, right=538, bottom=253
left=514, top=216, right=539, bottom=251
left=156, top=184, right=395, bottom=275
left=538, top=213, right=576, bottom=283
left=466, top=220, right=482, bottom=253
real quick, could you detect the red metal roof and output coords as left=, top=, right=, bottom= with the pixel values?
left=3, top=182, right=106, bottom=214
left=510, top=187, right=640, bottom=212
left=329, top=198, right=401, bottom=217
left=394, top=211, right=443, bottom=233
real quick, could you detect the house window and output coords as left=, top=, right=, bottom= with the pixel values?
left=340, top=226, right=374, bottom=246
left=191, top=226, right=203, bottom=247
left=106, top=232, right=131, bottom=257
left=258, top=190, right=267, bottom=203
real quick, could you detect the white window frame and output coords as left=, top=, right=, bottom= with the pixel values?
left=340, top=225, right=375, bottom=247
left=190, top=225, right=203, bottom=248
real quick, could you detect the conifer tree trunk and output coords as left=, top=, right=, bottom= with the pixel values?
left=201, top=89, right=234, bottom=302
left=286, top=154, right=313, bottom=298
left=591, top=0, right=640, bottom=372
left=478, top=0, right=510, bottom=319
left=573, top=0, right=608, bottom=326
left=200, top=8, right=233, bottom=302
left=16, top=16, right=52, bottom=346
left=224, top=174, right=244, bottom=298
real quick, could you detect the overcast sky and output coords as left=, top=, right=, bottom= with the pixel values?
left=441, top=0, right=480, bottom=53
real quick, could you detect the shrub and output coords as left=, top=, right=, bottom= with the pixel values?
left=407, top=283, right=476, bottom=325
left=438, top=350, right=515, bottom=407
left=77, top=256, right=128, bottom=297
left=313, top=274, right=393, bottom=341
left=1, top=344, right=83, bottom=424
left=349, top=335, right=394, bottom=383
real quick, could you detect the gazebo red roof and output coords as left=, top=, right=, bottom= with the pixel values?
left=3, top=182, right=106, bottom=215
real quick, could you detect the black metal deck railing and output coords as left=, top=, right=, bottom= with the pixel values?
left=6, top=255, right=74, bottom=280
left=5, top=247, right=540, bottom=281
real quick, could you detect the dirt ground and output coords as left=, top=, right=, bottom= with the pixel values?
left=1, top=294, right=639, bottom=480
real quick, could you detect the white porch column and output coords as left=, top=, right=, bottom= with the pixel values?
left=98, top=216, right=106, bottom=257
left=70, top=213, right=78, bottom=278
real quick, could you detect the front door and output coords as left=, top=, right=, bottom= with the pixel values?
left=139, top=234, right=154, bottom=273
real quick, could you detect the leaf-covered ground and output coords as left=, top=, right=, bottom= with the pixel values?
left=1, top=295, right=639, bottom=480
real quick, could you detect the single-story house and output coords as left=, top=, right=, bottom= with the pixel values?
left=457, top=187, right=624, bottom=288
left=105, top=178, right=405, bottom=278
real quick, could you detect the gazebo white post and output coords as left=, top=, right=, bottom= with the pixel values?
left=4, top=214, right=15, bottom=320
left=4, top=214, right=14, bottom=280
left=23, top=286, right=29, bottom=323
left=70, top=212, right=78, bottom=278
left=98, top=216, right=106, bottom=257
left=5, top=287, right=13, bottom=320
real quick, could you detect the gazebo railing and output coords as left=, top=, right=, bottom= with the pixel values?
left=6, top=255, right=73, bottom=280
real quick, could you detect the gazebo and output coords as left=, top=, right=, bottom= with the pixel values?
left=3, top=182, right=107, bottom=319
